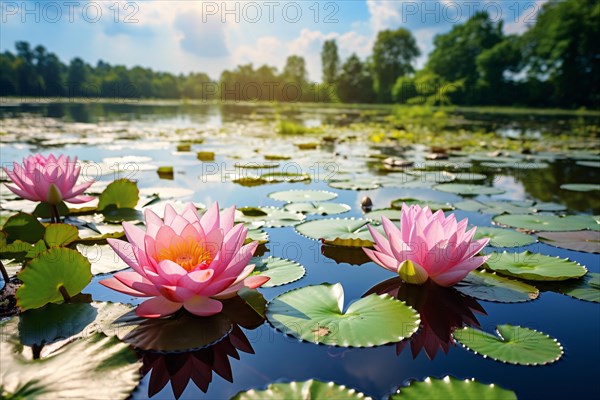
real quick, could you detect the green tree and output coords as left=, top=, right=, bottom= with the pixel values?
left=321, top=39, right=340, bottom=85
left=476, top=35, right=523, bottom=105
left=372, top=28, right=420, bottom=103
left=67, top=58, right=89, bottom=97
left=282, top=55, right=307, bottom=85
left=15, top=41, right=43, bottom=96
left=336, top=54, right=375, bottom=103
left=522, top=0, right=600, bottom=107
left=426, top=12, right=503, bottom=104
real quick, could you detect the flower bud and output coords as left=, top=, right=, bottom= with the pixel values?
left=398, top=260, right=429, bottom=285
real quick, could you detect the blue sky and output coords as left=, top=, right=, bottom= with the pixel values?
left=1, top=0, right=546, bottom=81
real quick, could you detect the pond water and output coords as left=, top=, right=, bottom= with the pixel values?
left=1, top=101, right=599, bottom=399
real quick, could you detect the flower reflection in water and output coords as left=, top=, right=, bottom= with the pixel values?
left=140, top=324, right=254, bottom=398
left=364, top=278, right=486, bottom=360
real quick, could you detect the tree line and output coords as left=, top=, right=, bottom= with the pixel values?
left=0, top=0, right=597, bottom=107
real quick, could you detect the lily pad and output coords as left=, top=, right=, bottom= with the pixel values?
left=98, top=179, right=139, bottom=211
left=560, top=183, right=600, bottom=192
left=16, top=248, right=92, bottom=310
left=473, top=227, right=536, bottom=248
left=246, top=229, right=269, bottom=244
left=576, top=161, right=600, bottom=168
left=269, top=190, right=337, bottom=203
left=76, top=244, right=130, bottom=275
left=390, top=198, right=454, bottom=211
left=434, top=184, right=505, bottom=196
left=455, top=270, right=539, bottom=303
left=232, top=379, right=371, bottom=400
left=484, top=251, right=587, bottom=281
left=493, top=214, right=592, bottom=232
left=537, top=231, right=600, bottom=253
left=0, top=327, right=141, bottom=399
left=295, top=218, right=383, bottom=247
left=235, top=207, right=305, bottom=228
left=139, top=187, right=195, bottom=199
left=328, top=179, right=380, bottom=191
left=453, top=324, right=563, bottom=365
left=364, top=209, right=402, bottom=221
left=284, top=202, right=351, bottom=216
left=2, top=212, right=45, bottom=244
left=250, top=256, right=305, bottom=287
left=453, top=172, right=488, bottom=181
left=266, top=283, right=420, bottom=347
left=392, top=376, right=517, bottom=399
left=44, top=224, right=79, bottom=247
left=558, top=273, right=600, bottom=303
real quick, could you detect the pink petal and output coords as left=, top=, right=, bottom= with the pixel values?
left=107, top=239, right=143, bottom=273
left=367, top=225, right=393, bottom=256
left=136, top=296, right=182, bottom=318
left=114, top=271, right=161, bottom=296
left=200, top=203, right=220, bottom=233
left=179, top=269, right=215, bottom=293
left=156, top=259, right=187, bottom=285
left=99, top=277, right=150, bottom=297
left=220, top=206, right=236, bottom=233
left=64, top=195, right=95, bottom=204
left=123, top=221, right=146, bottom=249
left=363, top=248, right=400, bottom=272
left=183, top=296, right=223, bottom=317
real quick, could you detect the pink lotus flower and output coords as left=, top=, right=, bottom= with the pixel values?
left=3, top=154, right=94, bottom=205
left=363, top=204, right=489, bottom=287
left=100, top=203, right=269, bottom=318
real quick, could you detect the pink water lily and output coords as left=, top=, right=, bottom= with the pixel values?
left=100, top=202, right=269, bottom=318
left=363, top=204, right=489, bottom=287
left=2, top=154, right=94, bottom=205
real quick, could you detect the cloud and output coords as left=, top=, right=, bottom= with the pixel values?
left=174, top=11, right=229, bottom=58
left=233, top=36, right=285, bottom=70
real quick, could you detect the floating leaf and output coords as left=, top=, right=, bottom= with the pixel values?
left=473, top=227, right=536, bottom=248
left=295, top=218, right=383, bottom=247
left=76, top=244, right=129, bottom=275
left=235, top=207, right=305, bottom=228
left=43, top=224, right=79, bottom=247
left=139, top=187, right=195, bottom=199
left=250, top=256, right=305, bottom=287
left=328, top=179, right=380, bottom=190
left=268, top=190, right=337, bottom=203
left=576, top=161, right=600, bottom=168
left=453, top=324, right=563, bottom=365
left=453, top=172, right=488, bottom=181
left=284, top=202, right=351, bottom=216
left=0, top=326, right=141, bottom=399
left=266, top=283, right=420, bottom=347
left=455, top=270, right=539, bottom=303
left=434, top=184, right=505, bottom=196
left=2, top=212, right=45, bottom=244
left=493, top=214, right=592, bottom=232
left=560, top=183, right=600, bottom=192
left=262, top=171, right=310, bottom=183
left=101, top=206, right=143, bottom=223
left=390, top=198, right=454, bottom=211
left=364, top=208, right=402, bottom=221
left=484, top=251, right=587, bottom=281
left=232, top=379, right=371, bottom=400
left=558, top=273, right=600, bottom=303
left=537, top=231, right=600, bottom=253
left=245, top=229, right=269, bottom=244
left=16, top=248, right=92, bottom=310
left=98, top=179, right=139, bottom=211
left=392, top=376, right=517, bottom=399
left=407, top=170, right=456, bottom=183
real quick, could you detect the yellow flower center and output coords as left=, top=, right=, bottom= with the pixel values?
left=157, top=237, right=213, bottom=272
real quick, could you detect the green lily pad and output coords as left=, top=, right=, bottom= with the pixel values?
left=76, top=244, right=130, bottom=275
left=328, top=179, right=380, bottom=191
left=246, top=229, right=269, bottom=244
left=232, top=379, right=371, bottom=400
left=560, top=183, right=600, bottom=192
left=455, top=270, right=539, bottom=303
left=101, top=206, right=143, bottom=223
left=98, top=179, right=139, bottom=211
left=364, top=209, right=402, bottom=221
left=434, top=184, right=505, bottom=196
left=576, top=161, right=600, bottom=168
left=262, top=171, right=311, bottom=183
left=392, top=376, right=517, bottom=399
left=284, top=202, right=351, bottom=216
left=453, top=172, right=488, bottom=181
left=250, top=256, right=305, bottom=287
left=266, top=283, right=420, bottom=347
left=295, top=218, right=383, bottom=247
left=558, top=273, right=600, bottom=303
left=407, top=170, right=456, bottom=183
left=453, top=324, right=563, bottom=365
left=390, top=198, right=454, bottom=211
left=44, top=224, right=79, bottom=247
left=484, top=251, right=587, bottom=281
left=268, top=190, right=338, bottom=203
left=473, top=227, right=536, bottom=247
left=537, top=231, right=600, bottom=253
left=493, top=214, right=592, bottom=232
left=32, top=202, right=70, bottom=219
left=16, top=248, right=92, bottom=310
left=0, top=326, right=141, bottom=399
left=235, top=207, right=305, bottom=228
left=2, top=212, right=45, bottom=244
